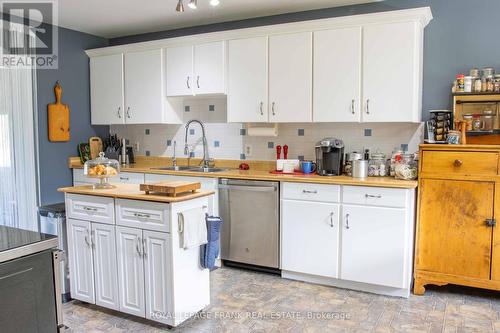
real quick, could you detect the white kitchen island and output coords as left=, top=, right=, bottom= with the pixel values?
left=58, top=184, right=214, bottom=327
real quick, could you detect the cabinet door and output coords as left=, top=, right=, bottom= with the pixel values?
left=281, top=200, right=340, bottom=278
left=417, top=180, right=494, bottom=280
left=227, top=37, right=268, bottom=122
left=143, top=230, right=171, bottom=323
left=90, top=54, right=124, bottom=125
left=362, top=22, right=420, bottom=122
left=116, top=226, right=145, bottom=317
left=341, top=205, right=407, bottom=288
left=124, top=49, right=164, bottom=124
left=194, top=41, right=225, bottom=95
left=92, top=222, right=119, bottom=310
left=166, top=45, right=193, bottom=96
left=269, top=32, right=312, bottom=122
left=67, top=219, right=95, bottom=303
left=313, top=27, right=361, bottom=122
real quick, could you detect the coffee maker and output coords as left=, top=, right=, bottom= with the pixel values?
left=315, top=138, right=344, bottom=176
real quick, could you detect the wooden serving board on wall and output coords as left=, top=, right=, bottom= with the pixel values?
left=48, top=81, right=70, bottom=142
left=139, top=181, right=201, bottom=197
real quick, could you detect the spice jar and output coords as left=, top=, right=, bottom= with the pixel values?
left=463, top=114, right=473, bottom=131
left=368, top=152, right=388, bottom=177
left=456, top=74, right=465, bottom=92
left=394, top=154, right=418, bottom=180
left=472, top=114, right=483, bottom=130
left=464, top=76, right=473, bottom=93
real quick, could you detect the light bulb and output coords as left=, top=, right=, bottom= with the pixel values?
left=209, top=0, right=220, bottom=6
left=188, top=0, right=197, bottom=9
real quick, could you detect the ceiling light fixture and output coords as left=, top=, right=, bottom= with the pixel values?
left=188, top=0, right=197, bottom=9
left=209, top=0, right=220, bottom=6
left=176, top=0, right=184, bottom=12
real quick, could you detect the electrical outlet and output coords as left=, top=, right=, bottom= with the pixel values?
left=244, top=144, right=252, bottom=157
left=134, top=142, right=140, bottom=152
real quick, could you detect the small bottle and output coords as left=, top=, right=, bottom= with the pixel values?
left=456, top=74, right=465, bottom=92
left=464, top=76, right=472, bottom=93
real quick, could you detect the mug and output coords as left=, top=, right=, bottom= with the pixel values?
left=301, top=161, right=317, bottom=174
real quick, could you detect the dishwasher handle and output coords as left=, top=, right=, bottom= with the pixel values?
left=218, top=184, right=276, bottom=192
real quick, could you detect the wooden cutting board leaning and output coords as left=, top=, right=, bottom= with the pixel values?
left=140, top=181, right=201, bottom=197
left=47, top=81, right=70, bottom=142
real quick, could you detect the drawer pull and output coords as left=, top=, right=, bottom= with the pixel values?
left=365, top=194, right=382, bottom=199
left=330, top=212, right=334, bottom=227
left=486, top=218, right=496, bottom=227
left=302, top=190, right=318, bottom=194
left=453, top=159, right=463, bottom=167
left=119, top=177, right=130, bottom=181
left=345, top=213, right=350, bottom=229
left=142, top=238, right=147, bottom=258
left=84, top=233, right=91, bottom=247
left=82, top=206, right=98, bottom=212
left=133, top=212, right=151, bottom=219
left=136, top=237, right=143, bottom=256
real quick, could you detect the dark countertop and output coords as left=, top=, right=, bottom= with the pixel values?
left=0, top=226, right=58, bottom=263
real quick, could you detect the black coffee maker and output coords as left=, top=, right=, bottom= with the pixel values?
left=315, top=138, right=344, bottom=176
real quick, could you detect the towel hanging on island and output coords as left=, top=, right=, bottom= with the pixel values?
left=200, top=215, right=223, bottom=270
left=178, top=207, right=207, bottom=249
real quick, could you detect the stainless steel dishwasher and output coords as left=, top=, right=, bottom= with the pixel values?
left=218, top=179, right=279, bottom=270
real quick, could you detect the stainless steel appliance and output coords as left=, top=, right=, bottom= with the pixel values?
left=219, top=179, right=279, bottom=271
left=315, top=137, right=345, bottom=176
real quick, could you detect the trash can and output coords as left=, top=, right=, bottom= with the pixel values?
left=39, top=203, right=71, bottom=302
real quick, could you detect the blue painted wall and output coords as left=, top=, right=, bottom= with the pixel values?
left=110, top=0, right=500, bottom=121
left=37, top=27, right=108, bottom=205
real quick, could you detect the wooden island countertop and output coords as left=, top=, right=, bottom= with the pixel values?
left=58, top=183, right=215, bottom=203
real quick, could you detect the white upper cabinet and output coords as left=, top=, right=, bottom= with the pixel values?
left=194, top=41, right=226, bottom=95
left=227, top=36, right=268, bottom=123
left=166, top=45, right=193, bottom=96
left=362, top=21, right=421, bottom=122
left=269, top=32, right=312, bottom=123
left=90, top=54, right=124, bottom=125
left=124, top=49, right=164, bottom=124
left=313, top=27, right=362, bottom=122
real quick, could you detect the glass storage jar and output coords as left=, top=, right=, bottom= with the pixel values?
left=394, top=153, right=418, bottom=180
left=482, top=115, right=494, bottom=131
left=390, top=150, right=403, bottom=177
left=368, top=152, right=388, bottom=177
left=462, top=114, right=473, bottom=131
left=84, top=152, right=120, bottom=189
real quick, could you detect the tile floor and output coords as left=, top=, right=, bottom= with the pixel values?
left=64, top=267, right=500, bottom=333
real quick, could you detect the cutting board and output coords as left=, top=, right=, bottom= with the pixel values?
left=89, top=137, right=103, bottom=159
left=140, top=181, right=201, bottom=197
left=48, top=81, right=70, bottom=142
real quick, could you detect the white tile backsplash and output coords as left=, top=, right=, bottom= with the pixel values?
left=110, top=98, right=424, bottom=161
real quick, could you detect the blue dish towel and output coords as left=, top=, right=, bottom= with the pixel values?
left=200, top=215, right=223, bottom=270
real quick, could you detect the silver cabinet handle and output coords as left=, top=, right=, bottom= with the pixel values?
left=365, top=194, right=382, bottom=199
left=83, top=206, right=98, bottom=212
left=345, top=213, right=350, bottom=229
left=117, top=107, right=122, bottom=118
left=136, top=237, right=143, bottom=256
left=302, top=190, right=318, bottom=194
left=196, top=75, right=200, bottom=88
left=351, top=99, right=355, bottom=115
left=119, top=177, right=129, bottom=181
left=126, top=107, right=131, bottom=119
left=133, top=212, right=151, bottom=219
left=260, top=102, right=263, bottom=116
left=91, top=230, right=95, bottom=248
left=366, top=99, right=370, bottom=115
left=271, top=102, right=276, bottom=116
left=142, top=238, right=147, bottom=258
left=84, top=231, right=91, bottom=247
left=330, top=212, right=334, bottom=228
left=186, top=76, right=190, bottom=89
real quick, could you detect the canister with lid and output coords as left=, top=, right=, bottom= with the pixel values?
left=368, top=152, right=388, bottom=177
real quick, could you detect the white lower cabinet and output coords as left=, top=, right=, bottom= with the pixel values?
left=116, top=226, right=146, bottom=317
left=281, top=200, right=340, bottom=278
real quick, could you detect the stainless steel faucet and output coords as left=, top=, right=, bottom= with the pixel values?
left=184, top=119, right=210, bottom=168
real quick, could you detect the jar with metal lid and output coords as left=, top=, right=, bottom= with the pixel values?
left=84, top=152, right=120, bottom=189
left=394, top=153, right=418, bottom=180
left=470, top=68, right=480, bottom=78
left=482, top=115, right=494, bottom=131
left=344, top=152, right=363, bottom=176
left=368, top=152, right=388, bottom=177
left=494, top=74, right=500, bottom=92
left=482, top=67, right=495, bottom=77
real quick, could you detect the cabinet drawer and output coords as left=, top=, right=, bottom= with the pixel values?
left=342, top=186, right=407, bottom=208
left=116, top=199, right=170, bottom=233
left=282, top=182, right=340, bottom=203
left=112, top=172, right=145, bottom=184
left=421, top=151, right=498, bottom=176
left=66, top=194, right=115, bottom=224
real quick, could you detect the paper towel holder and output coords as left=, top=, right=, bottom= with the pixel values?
left=245, top=123, right=278, bottom=137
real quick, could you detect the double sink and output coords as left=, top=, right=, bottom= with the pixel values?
left=151, top=166, right=227, bottom=173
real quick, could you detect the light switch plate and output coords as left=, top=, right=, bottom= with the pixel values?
left=244, top=144, right=252, bottom=157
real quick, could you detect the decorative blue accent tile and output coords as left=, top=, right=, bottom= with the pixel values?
left=189, top=129, right=195, bottom=135
left=145, top=129, right=150, bottom=135
left=189, top=152, right=195, bottom=158
left=267, top=142, right=274, bottom=149
left=240, top=153, right=246, bottom=160
left=298, top=155, right=304, bottom=161
left=298, top=129, right=305, bottom=136
left=145, top=150, right=150, bottom=156
left=214, top=140, right=220, bottom=148
left=167, top=140, right=172, bottom=147
left=209, top=105, right=215, bottom=112
left=364, top=129, right=372, bottom=137
left=240, top=128, right=246, bottom=136
left=184, top=105, right=190, bottom=112
left=401, top=144, right=409, bottom=152
left=125, top=139, right=130, bottom=145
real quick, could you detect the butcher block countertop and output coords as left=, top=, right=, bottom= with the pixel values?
left=58, top=184, right=215, bottom=203
left=68, top=156, right=418, bottom=189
